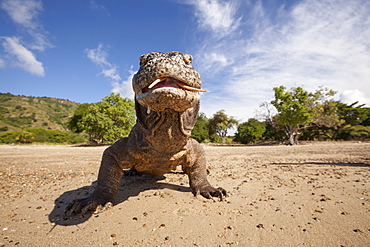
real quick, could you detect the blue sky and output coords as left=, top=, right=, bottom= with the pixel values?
left=1, top=0, right=370, bottom=122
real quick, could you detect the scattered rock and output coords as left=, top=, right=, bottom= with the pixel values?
left=256, top=224, right=264, bottom=229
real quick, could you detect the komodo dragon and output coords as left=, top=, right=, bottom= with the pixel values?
left=64, top=51, right=227, bottom=218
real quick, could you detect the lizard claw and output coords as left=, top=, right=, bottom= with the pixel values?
left=197, top=186, right=228, bottom=201
left=93, top=202, right=113, bottom=214
left=63, top=196, right=111, bottom=220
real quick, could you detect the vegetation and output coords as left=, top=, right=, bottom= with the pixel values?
left=1, top=86, right=369, bottom=145
left=234, top=86, right=370, bottom=144
left=16, top=131, right=35, bottom=144
left=67, top=103, right=91, bottom=134
left=191, top=113, right=209, bottom=143
left=0, top=128, right=87, bottom=144
left=68, top=93, right=135, bottom=144
left=208, top=110, right=238, bottom=143
left=0, top=93, right=87, bottom=144
left=0, top=92, right=78, bottom=132
left=332, top=102, right=370, bottom=141
left=191, top=86, right=369, bottom=145
left=234, top=118, right=266, bottom=144
left=191, top=110, right=237, bottom=144
left=269, top=86, right=340, bottom=145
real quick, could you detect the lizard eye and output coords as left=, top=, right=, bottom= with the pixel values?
left=139, top=54, right=149, bottom=66
left=183, top=54, right=193, bottom=65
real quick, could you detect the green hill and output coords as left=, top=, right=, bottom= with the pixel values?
left=0, top=92, right=79, bottom=133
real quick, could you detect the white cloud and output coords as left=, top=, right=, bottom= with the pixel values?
left=196, top=52, right=233, bottom=76
left=85, top=45, right=121, bottom=84
left=187, top=0, right=241, bottom=37
left=188, top=0, right=370, bottom=121
left=85, top=44, right=111, bottom=67
left=102, top=67, right=121, bottom=82
left=340, top=89, right=370, bottom=106
left=111, top=66, right=135, bottom=100
left=1, top=36, right=45, bottom=76
left=85, top=44, right=121, bottom=82
left=1, top=0, right=41, bottom=28
left=85, top=44, right=135, bottom=99
left=0, top=0, right=51, bottom=75
left=90, top=0, right=110, bottom=16
left=1, top=0, right=51, bottom=51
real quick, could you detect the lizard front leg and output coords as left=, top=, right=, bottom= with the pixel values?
left=183, top=139, right=227, bottom=200
left=63, top=144, right=124, bottom=219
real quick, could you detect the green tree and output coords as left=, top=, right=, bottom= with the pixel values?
left=67, top=103, right=90, bottom=133
left=271, top=86, right=339, bottom=145
left=346, top=125, right=370, bottom=141
left=310, top=87, right=341, bottom=128
left=191, top=112, right=209, bottom=143
left=271, top=86, right=313, bottom=145
left=334, top=102, right=370, bottom=140
left=256, top=102, right=284, bottom=141
left=235, top=118, right=266, bottom=144
left=262, top=120, right=285, bottom=141
left=208, top=110, right=238, bottom=143
left=70, top=93, right=135, bottom=144
left=336, top=102, right=368, bottom=126
left=361, top=107, right=370, bottom=126
left=303, top=87, right=342, bottom=140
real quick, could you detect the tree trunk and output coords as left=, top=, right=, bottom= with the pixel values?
left=285, top=126, right=298, bottom=145
left=288, top=133, right=295, bottom=145
left=221, top=136, right=226, bottom=144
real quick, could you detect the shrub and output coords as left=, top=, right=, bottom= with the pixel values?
left=16, top=131, right=34, bottom=143
left=0, top=128, right=87, bottom=144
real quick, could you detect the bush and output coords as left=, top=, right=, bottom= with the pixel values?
left=0, top=131, right=20, bottom=144
left=235, top=118, right=266, bottom=144
left=209, top=133, right=222, bottom=143
left=191, top=113, right=209, bottom=143
left=3, top=116, right=35, bottom=127
left=0, top=126, right=8, bottom=132
left=339, top=125, right=370, bottom=141
left=0, top=128, right=87, bottom=144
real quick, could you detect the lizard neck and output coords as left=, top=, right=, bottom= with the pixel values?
left=140, top=109, right=189, bottom=153
left=134, top=101, right=198, bottom=154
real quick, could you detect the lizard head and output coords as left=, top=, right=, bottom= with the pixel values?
left=133, top=51, right=206, bottom=112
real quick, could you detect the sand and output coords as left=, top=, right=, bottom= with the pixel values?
left=0, top=142, right=369, bottom=246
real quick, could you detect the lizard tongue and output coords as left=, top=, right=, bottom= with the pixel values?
left=148, top=78, right=209, bottom=92
left=176, top=81, right=209, bottom=92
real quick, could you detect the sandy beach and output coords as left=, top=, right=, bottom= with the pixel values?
left=0, top=142, right=369, bottom=246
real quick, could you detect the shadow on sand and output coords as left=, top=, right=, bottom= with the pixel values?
left=48, top=173, right=191, bottom=226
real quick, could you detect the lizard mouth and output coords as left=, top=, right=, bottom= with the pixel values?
left=136, top=76, right=203, bottom=112
left=142, top=77, right=209, bottom=94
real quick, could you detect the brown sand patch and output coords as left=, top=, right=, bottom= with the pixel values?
left=0, top=142, right=369, bottom=246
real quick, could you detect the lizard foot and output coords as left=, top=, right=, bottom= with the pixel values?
left=63, top=196, right=112, bottom=220
left=197, top=185, right=227, bottom=201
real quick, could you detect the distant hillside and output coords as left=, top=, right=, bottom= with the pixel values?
left=0, top=92, right=79, bottom=132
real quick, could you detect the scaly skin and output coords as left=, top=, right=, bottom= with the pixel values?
left=64, top=52, right=227, bottom=219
